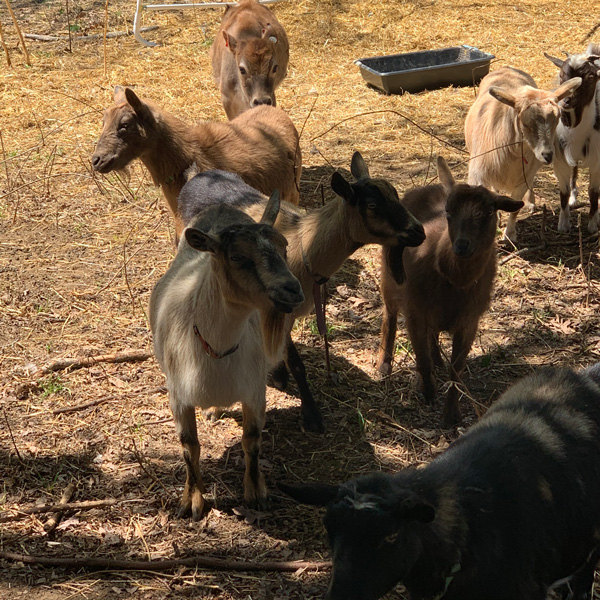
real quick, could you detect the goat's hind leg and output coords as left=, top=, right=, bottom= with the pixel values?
left=242, top=401, right=268, bottom=510
left=174, top=405, right=206, bottom=520
left=587, top=177, right=600, bottom=234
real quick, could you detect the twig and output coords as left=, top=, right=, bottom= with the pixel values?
left=130, top=436, right=172, bottom=496
left=48, top=395, right=117, bottom=415
left=3, top=0, right=30, bottom=65
left=65, top=0, right=72, bottom=53
left=3, top=408, right=23, bottom=462
left=0, top=550, right=331, bottom=573
left=103, top=0, right=109, bottom=77
left=0, top=18, right=11, bottom=66
left=24, top=27, right=158, bottom=42
left=499, top=205, right=548, bottom=265
left=581, top=21, right=600, bottom=43
left=0, top=499, right=127, bottom=523
left=44, top=482, right=76, bottom=534
left=40, top=349, right=152, bottom=375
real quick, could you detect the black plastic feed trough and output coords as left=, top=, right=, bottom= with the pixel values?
left=355, top=45, right=495, bottom=94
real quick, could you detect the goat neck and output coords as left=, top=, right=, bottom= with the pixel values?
left=434, top=227, right=496, bottom=290
left=287, top=199, right=359, bottom=317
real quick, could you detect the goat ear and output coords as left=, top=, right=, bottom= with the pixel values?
left=260, top=190, right=281, bottom=226
left=554, top=77, right=582, bottom=102
left=397, top=495, right=436, bottom=523
left=436, top=156, right=455, bottom=194
left=185, top=228, right=220, bottom=253
left=124, top=88, right=154, bottom=122
left=331, top=172, right=356, bottom=205
left=114, top=85, right=127, bottom=103
left=544, top=52, right=564, bottom=69
left=223, top=30, right=237, bottom=52
left=350, top=151, right=370, bottom=180
left=488, top=86, right=517, bottom=108
left=494, top=195, right=524, bottom=213
left=278, top=481, right=339, bottom=507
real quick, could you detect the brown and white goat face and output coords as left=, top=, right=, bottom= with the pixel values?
left=92, top=87, right=154, bottom=173
left=226, top=32, right=282, bottom=109
left=185, top=222, right=304, bottom=314
left=545, top=50, right=600, bottom=128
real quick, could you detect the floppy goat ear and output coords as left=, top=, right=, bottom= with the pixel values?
left=488, top=86, right=517, bottom=108
left=494, top=195, right=524, bottom=213
left=278, top=481, right=340, bottom=507
left=350, top=151, right=371, bottom=180
left=544, top=52, right=564, bottom=69
left=260, top=190, right=281, bottom=226
left=331, top=172, right=357, bottom=205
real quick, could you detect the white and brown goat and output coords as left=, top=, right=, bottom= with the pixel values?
left=91, top=86, right=301, bottom=235
left=465, top=66, right=581, bottom=242
left=545, top=44, right=600, bottom=234
left=150, top=192, right=304, bottom=519
left=177, top=154, right=426, bottom=433
left=376, top=157, right=523, bottom=425
left=210, top=0, right=289, bottom=120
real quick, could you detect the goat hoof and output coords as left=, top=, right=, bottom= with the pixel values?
left=376, top=360, right=392, bottom=378
left=302, top=408, right=325, bottom=433
left=442, top=406, right=462, bottom=427
left=248, top=496, right=270, bottom=511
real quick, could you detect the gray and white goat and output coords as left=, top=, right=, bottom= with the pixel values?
left=150, top=192, right=303, bottom=519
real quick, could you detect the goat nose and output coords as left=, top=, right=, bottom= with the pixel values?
left=253, top=97, right=273, bottom=107
left=91, top=154, right=101, bottom=168
left=454, top=239, right=470, bottom=256
left=542, top=151, right=553, bottom=164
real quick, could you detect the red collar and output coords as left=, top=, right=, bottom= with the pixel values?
left=193, top=325, right=239, bottom=359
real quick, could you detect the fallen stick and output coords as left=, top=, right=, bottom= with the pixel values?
left=0, top=18, right=11, bottom=66
left=40, top=350, right=153, bottom=374
left=0, top=550, right=331, bottom=573
left=44, top=482, right=76, bottom=534
left=0, top=499, right=122, bottom=523
left=3, top=0, right=30, bottom=65
left=24, top=26, right=158, bottom=42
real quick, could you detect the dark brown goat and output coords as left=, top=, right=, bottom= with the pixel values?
left=91, top=86, right=301, bottom=235
left=376, top=157, right=523, bottom=425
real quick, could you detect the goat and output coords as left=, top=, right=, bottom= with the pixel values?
left=464, top=65, right=581, bottom=242
left=177, top=153, right=426, bottom=433
left=281, top=362, right=600, bottom=600
left=376, top=157, right=523, bottom=425
left=210, top=0, right=289, bottom=120
left=91, top=86, right=301, bottom=236
left=149, top=190, right=304, bottom=519
left=544, top=44, right=600, bottom=234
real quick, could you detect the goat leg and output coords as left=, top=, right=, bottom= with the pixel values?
left=285, top=336, right=324, bottom=433
left=175, top=406, right=206, bottom=520
left=376, top=303, right=397, bottom=377
left=587, top=185, right=599, bottom=234
left=241, top=401, right=268, bottom=510
left=407, top=320, right=436, bottom=404
left=269, top=360, right=290, bottom=391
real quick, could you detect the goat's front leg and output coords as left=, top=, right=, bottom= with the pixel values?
left=242, top=401, right=268, bottom=510
left=502, top=185, right=528, bottom=243
left=554, top=158, right=574, bottom=233
left=407, top=319, right=435, bottom=404
left=173, top=405, right=206, bottom=520
left=444, top=323, right=478, bottom=426
left=377, top=249, right=401, bottom=377
left=285, top=335, right=324, bottom=433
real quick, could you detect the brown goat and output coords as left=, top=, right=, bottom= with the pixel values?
left=210, top=0, right=289, bottom=120
left=91, top=86, right=301, bottom=234
left=376, top=157, right=523, bottom=425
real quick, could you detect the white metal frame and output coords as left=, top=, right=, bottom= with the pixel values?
left=133, top=0, right=286, bottom=47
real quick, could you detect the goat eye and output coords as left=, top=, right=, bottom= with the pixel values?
left=383, top=532, right=399, bottom=545
left=367, top=202, right=377, bottom=210
left=446, top=211, right=452, bottom=220
left=230, top=254, right=243, bottom=262
left=239, top=66, right=247, bottom=75
left=272, top=65, right=278, bottom=73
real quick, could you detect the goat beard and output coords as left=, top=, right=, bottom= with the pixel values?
left=260, top=309, right=288, bottom=364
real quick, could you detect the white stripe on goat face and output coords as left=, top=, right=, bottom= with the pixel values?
left=518, top=99, right=560, bottom=164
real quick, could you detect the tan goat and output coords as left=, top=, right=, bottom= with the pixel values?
left=211, top=0, right=289, bottom=120
left=465, top=66, right=581, bottom=243
left=91, top=86, right=301, bottom=234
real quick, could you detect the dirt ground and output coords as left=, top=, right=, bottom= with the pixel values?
left=1, top=0, right=599, bottom=598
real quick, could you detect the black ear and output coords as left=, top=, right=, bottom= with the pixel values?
left=184, top=227, right=220, bottom=253
left=397, top=495, right=436, bottom=523
left=387, top=245, right=406, bottom=285
left=544, top=52, right=564, bottom=69
left=331, top=172, right=356, bottom=205
left=124, top=88, right=155, bottom=123
left=278, top=481, right=340, bottom=507
left=494, top=195, right=524, bottom=213
left=350, top=151, right=370, bottom=180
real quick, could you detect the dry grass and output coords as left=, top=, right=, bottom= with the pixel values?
left=0, top=0, right=599, bottom=598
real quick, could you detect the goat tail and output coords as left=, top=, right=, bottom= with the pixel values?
left=260, top=309, right=287, bottom=364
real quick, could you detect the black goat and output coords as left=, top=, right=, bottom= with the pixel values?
left=281, top=363, right=600, bottom=600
